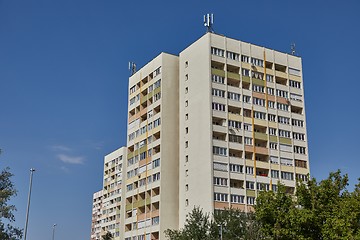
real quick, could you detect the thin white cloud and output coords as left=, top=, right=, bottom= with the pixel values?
left=60, top=166, right=70, bottom=173
left=57, top=154, right=85, bottom=164
left=51, top=145, right=72, bottom=152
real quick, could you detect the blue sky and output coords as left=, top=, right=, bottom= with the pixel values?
left=0, top=0, right=359, bottom=239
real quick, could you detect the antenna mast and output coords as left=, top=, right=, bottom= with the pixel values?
left=291, top=43, right=296, bottom=55
left=204, top=13, right=214, bottom=33
left=128, top=62, right=137, bottom=76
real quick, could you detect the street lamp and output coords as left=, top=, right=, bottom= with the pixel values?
left=24, top=168, right=35, bottom=240
left=218, top=224, right=223, bottom=240
left=52, top=224, right=57, bottom=240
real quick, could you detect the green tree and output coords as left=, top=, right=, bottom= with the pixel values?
left=102, top=231, right=113, bottom=240
left=165, top=207, right=212, bottom=240
left=165, top=207, right=262, bottom=240
left=0, top=167, right=23, bottom=240
left=255, top=170, right=360, bottom=240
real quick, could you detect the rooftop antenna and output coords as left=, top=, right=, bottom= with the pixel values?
left=291, top=43, right=296, bottom=55
left=128, top=61, right=137, bottom=76
left=204, top=13, right=214, bottom=33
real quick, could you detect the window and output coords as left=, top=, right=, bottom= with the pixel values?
left=269, top=128, right=277, bottom=136
left=185, top=61, right=188, bottom=68
left=290, top=93, right=302, bottom=102
left=246, top=181, right=255, bottom=189
left=293, top=132, right=305, bottom=141
left=185, top=141, right=188, bottom=148
left=292, top=119, right=304, bottom=127
left=153, top=118, right=161, bottom=128
left=279, top=129, right=291, bottom=138
left=212, top=88, right=225, bottom=98
left=244, top=137, right=253, bottom=145
left=152, top=216, right=160, bottom=225
left=185, top=127, right=188, bottom=134
left=243, top=95, right=251, bottom=103
left=152, top=158, right=160, bottom=168
left=269, top=143, right=278, bottom=150
left=266, top=74, right=274, bottom=82
left=295, top=159, right=307, bottom=168
left=257, top=183, right=270, bottom=191
left=154, top=79, right=161, bottom=89
left=245, top=167, right=254, bottom=175
left=214, top=177, right=228, bottom=186
left=185, top=184, right=188, bottom=191
left=211, top=47, right=225, bottom=57
left=252, top=84, right=265, bottom=93
left=228, top=120, right=241, bottom=129
left=241, top=55, right=250, bottom=63
left=278, top=116, right=290, bottom=124
left=154, top=66, right=161, bottom=76
left=126, top=184, right=133, bottom=191
left=185, top=113, right=188, bottom=120
left=244, top=123, right=252, bottom=131
left=271, top=170, right=279, bottom=178
left=229, top=135, right=242, bottom=143
left=212, top=74, right=225, bottom=84
left=185, top=87, right=188, bottom=94
left=281, top=171, right=294, bottom=181
left=251, top=57, right=264, bottom=67
left=247, top=197, right=255, bottom=205
left=253, top=97, right=265, bottom=106
left=268, top=114, right=276, bottom=122
left=212, top=103, right=226, bottom=111
left=214, top=193, right=228, bottom=202
left=185, top=155, right=188, bottom=162
left=213, top=162, right=228, bottom=171
left=294, top=146, right=306, bottom=154
left=279, top=144, right=292, bottom=152
left=289, top=80, right=301, bottom=88
left=185, top=101, right=188, bottom=107
left=231, top=195, right=244, bottom=204
left=267, top=87, right=274, bottom=95
left=268, top=101, right=275, bottom=108
left=288, top=68, right=301, bottom=76
left=185, top=74, right=188, bottom=81
left=152, top=172, right=160, bottom=181
left=276, top=89, right=288, bottom=98
left=254, top=111, right=266, bottom=120
left=270, top=156, right=279, bottom=164
left=280, top=158, right=293, bottom=166
left=227, top=51, right=239, bottom=61
left=228, top=92, right=241, bottom=101
left=242, top=68, right=250, bottom=76
left=129, top=96, right=136, bottom=105
left=296, top=174, right=308, bottom=181
left=251, top=71, right=264, bottom=80
left=229, top=164, right=243, bottom=173
left=154, top=92, right=161, bottom=101
left=213, top=146, right=227, bottom=156
left=130, top=85, right=136, bottom=94
left=277, top=103, right=289, bottom=111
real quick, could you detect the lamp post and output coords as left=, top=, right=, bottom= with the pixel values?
left=24, top=168, right=35, bottom=240
left=218, top=224, right=223, bottom=240
left=52, top=224, right=57, bottom=240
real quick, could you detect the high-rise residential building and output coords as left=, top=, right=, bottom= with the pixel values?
left=178, top=33, right=309, bottom=226
left=124, top=53, right=179, bottom=240
left=91, top=32, right=310, bottom=240
left=90, top=190, right=103, bottom=240
left=91, top=147, right=126, bottom=240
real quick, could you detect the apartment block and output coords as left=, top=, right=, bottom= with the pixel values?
left=90, top=190, right=103, bottom=240
left=179, top=33, right=309, bottom=225
left=91, top=32, right=310, bottom=240
left=124, top=53, right=179, bottom=240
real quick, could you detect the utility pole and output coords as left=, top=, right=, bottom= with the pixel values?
left=24, top=168, right=35, bottom=240
left=52, top=224, right=57, bottom=240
